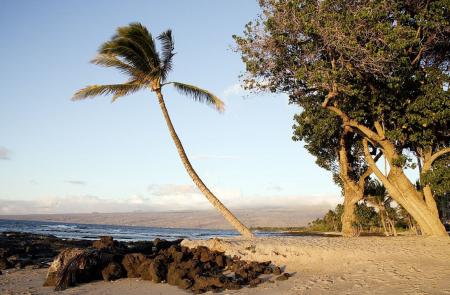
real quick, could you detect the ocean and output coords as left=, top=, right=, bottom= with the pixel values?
left=0, top=219, right=277, bottom=241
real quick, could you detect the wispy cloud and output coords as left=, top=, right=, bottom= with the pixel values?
left=148, top=184, right=200, bottom=196
left=222, top=83, right=248, bottom=98
left=65, top=180, right=86, bottom=185
left=0, top=195, right=153, bottom=215
left=0, top=146, right=11, bottom=160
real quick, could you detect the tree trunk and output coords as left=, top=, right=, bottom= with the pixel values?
left=326, top=103, right=448, bottom=237
left=363, top=140, right=448, bottom=237
left=386, top=167, right=447, bottom=237
left=423, top=185, right=440, bottom=218
left=342, top=185, right=362, bottom=237
left=386, top=216, right=397, bottom=236
left=338, top=130, right=367, bottom=237
left=154, top=90, right=254, bottom=238
left=379, top=209, right=389, bottom=236
left=408, top=215, right=419, bottom=235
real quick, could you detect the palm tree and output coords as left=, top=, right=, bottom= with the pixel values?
left=73, top=23, right=254, bottom=238
left=365, top=180, right=397, bottom=236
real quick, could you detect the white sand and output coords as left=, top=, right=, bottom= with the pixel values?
left=1, top=236, right=450, bottom=294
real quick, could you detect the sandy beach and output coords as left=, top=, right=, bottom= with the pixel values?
left=1, top=236, right=449, bottom=294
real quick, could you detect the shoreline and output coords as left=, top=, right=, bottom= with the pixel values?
left=0, top=218, right=236, bottom=233
left=0, top=219, right=347, bottom=243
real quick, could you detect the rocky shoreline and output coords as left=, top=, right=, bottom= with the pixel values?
left=0, top=231, right=92, bottom=271
left=0, top=232, right=289, bottom=293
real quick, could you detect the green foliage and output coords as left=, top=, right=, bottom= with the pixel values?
left=422, top=155, right=450, bottom=196
left=437, top=194, right=450, bottom=223
left=235, top=0, right=450, bottom=189
left=308, top=208, right=342, bottom=232
left=308, top=203, right=380, bottom=232
left=354, top=203, right=380, bottom=230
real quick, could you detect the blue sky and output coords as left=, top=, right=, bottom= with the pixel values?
left=0, top=0, right=342, bottom=214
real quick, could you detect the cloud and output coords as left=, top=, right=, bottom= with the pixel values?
left=65, top=180, right=86, bottom=185
left=225, top=193, right=341, bottom=209
left=148, top=184, right=200, bottom=196
left=223, top=83, right=248, bottom=98
left=128, top=195, right=148, bottom=205
left=0, top=195, right=154, bottom=215
left=0, top=185, right=341, bottom=215
left=0, top=146, right=11, bottom=160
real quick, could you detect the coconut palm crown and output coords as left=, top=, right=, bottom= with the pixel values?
left=73, top=23, right=224, bottom=110
left=73, top=23, right=254, bottom=238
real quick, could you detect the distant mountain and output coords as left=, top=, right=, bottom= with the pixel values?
left=0, top=205, right=329, bottom=229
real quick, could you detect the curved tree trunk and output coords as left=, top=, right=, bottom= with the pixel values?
left=423, top=185, right=440, bottom=218
left=325, top=103, right=448, bottom=237
left=363, top=140, right=448, bottom=237
left=155, top=90, right=254, bottom=238
left=387, top=167, right=447, bottom=236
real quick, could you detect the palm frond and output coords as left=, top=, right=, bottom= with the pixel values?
left=100, top=23, right=160, bottom=70
left=113, top=23, right=160, bottom=70
left=157, top=30, right=175, bottom=81
left=171, top=82, right=224, bottom=112
left=72, top=82, right=142, bottom=102
left=99, top=38, right=152, bottom=74
left=91, top=54, right=148, bottom=82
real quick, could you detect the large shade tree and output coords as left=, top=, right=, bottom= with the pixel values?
left=293, top=98, right=381, bottom=236
left=74, top=23, right=254, bottom=238
left=235, top=0, right=449, bottom=236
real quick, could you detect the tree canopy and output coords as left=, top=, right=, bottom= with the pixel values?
left=235, top=0, right=450, bottom=235
left=235, top=0, right=449, bottom=155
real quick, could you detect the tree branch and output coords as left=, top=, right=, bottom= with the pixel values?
left=423, top=147, right=450, bottom=172
left=374, top=121, right=385, bottom=138
left=326, top=105, right=382, bottom=143
left=357, top=151, right=382, bottom=187
left=322, top=90, right=337, bottom=108
left=338, top=128, right=357, bottom=191
left=411, top=46, right=424, bottom=65
left=363, top=139, right=390, bottom=186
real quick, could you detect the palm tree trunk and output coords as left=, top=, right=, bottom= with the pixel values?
left=386, top=216, right=397, bottom=236
left=379, top=208, right=389, bottom=236
left=155, top=90, right=254, bottom=238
